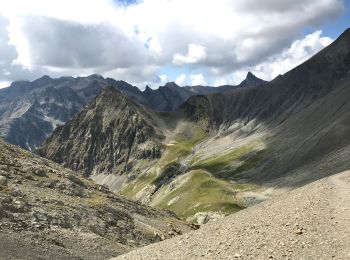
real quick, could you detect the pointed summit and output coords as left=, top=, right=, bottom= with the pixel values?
left=145, top=85, right=152, bottom=91
left=239, top=72, right=266, bottom=87
left=246, top=71, right=254, bottom=78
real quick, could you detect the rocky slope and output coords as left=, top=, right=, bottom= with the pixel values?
left=0, top=139, right=193, bottom=259
left=39, top=28, right=350, bottom=223
left=38, top=87, right=164, bottom=182
left=114, top=170, right=350, bottom=259
left=0, top=73, right=264, bottom=150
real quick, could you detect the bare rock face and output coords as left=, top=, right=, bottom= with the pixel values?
left=38, top=87, right=164, bottom=180
left=0, top=139, right=193, bottom=259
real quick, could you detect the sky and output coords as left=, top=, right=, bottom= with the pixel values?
left=0, top=0, right=349, bottom=89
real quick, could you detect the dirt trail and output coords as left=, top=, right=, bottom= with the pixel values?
left=114, top=170, right=350, bottom=259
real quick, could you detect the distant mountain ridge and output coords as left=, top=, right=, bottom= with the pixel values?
left=0, top=72, right=265, bottom=150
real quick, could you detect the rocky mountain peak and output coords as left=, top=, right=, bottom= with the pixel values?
left=38, top=87, right=164, bottom=180
left=32, top=75, right=53, bottom=86
left=246, top=71, right=256, bottom=80
left=144, top=85, right=153, bottom=93
left=37, top=75, right=52, bottom=80
left=87, top=73, right=104, bottom=79
left=163, top=82, right=180, bottom=89
left=239, top=71, right=266, bottom=87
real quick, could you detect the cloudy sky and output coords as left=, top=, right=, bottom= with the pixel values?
left=0, top=0, right=349, bottom=89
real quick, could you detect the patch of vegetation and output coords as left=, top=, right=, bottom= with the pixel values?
left=86, top=193, right=109, bottom=207
left=159, top=126, right=208, bottom=168
left=190, top=140, right=266, bottom=178
left=153, top=162, right=181, bottom=187
left=150, top=170, right=248, bottom=219
left=121, top=126, right=264, bottom=220
left=121, top=124, right=209, bottom=198
left=120, top=169, right=157, bottom=198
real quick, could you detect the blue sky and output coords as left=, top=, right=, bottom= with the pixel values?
left=321, top=0, right=350, bottom=38
left=0, top=0, right=348, bottom=89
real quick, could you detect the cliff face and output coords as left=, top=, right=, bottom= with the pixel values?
left=38, top=88, right=165, bottom=180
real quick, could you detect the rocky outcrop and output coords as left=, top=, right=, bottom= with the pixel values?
left=0, top=139, right=193, bottom=259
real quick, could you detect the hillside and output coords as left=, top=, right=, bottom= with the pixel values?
left=39, top=28, right=350, bottom=223
left=120, top=28, right=350, bottom=221
left=114, top=170, right=350, bottom=259
left=0, top=139, right=193, bottom=259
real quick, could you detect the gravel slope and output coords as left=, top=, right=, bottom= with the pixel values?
left=115, top=170, right=350, bottom=259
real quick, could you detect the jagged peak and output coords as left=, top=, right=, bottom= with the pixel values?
left=87, top=73, right=104, bottom=79
left=246, top=71, right=257, bottom=80
left=34, top=75, right=52, bottom=82
left=144, top=85, right=153, bottom=92
left=163, top=82, right=180, bottom=88
left=238, top=72, right=266, bottom=87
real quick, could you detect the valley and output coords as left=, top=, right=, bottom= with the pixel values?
left=36, top=29, right=350, bottom=225
left=0, top=1, right=349, bottom=259
left=0, top=18, right=350, bottom=259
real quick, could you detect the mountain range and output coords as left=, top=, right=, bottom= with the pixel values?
left=1, top=27, right=350, bottom=259
left=0, top=72, right=265, bottom=150
left=38, top=29, right=350, bottom=223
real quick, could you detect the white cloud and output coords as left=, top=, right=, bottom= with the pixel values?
left=173, top=44, right=207, bottom=65
left=0, top=81, right=10, bottom=88
left=175, top=74, right=187, bottom=86
left=0, top=0, right=344, bottom=87
left=213, top=78, right=228, bottom=87
left=191, top=74, right=206, bottom=86
left=159, top=74, right=167, bottom=83
left=234, top=30, right=333, bottom=82
left=212, top=30, right=333, bottom=85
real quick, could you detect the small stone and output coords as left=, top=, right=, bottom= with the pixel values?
left=98, top=184, right=109, bottom=193
left=234, top=253, right=242, bottom=258
left=295, top=228, right=303, bottom=235
left=0, top=175, right=7, bottom=186
left=33, top=169, right=48, bottom=177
